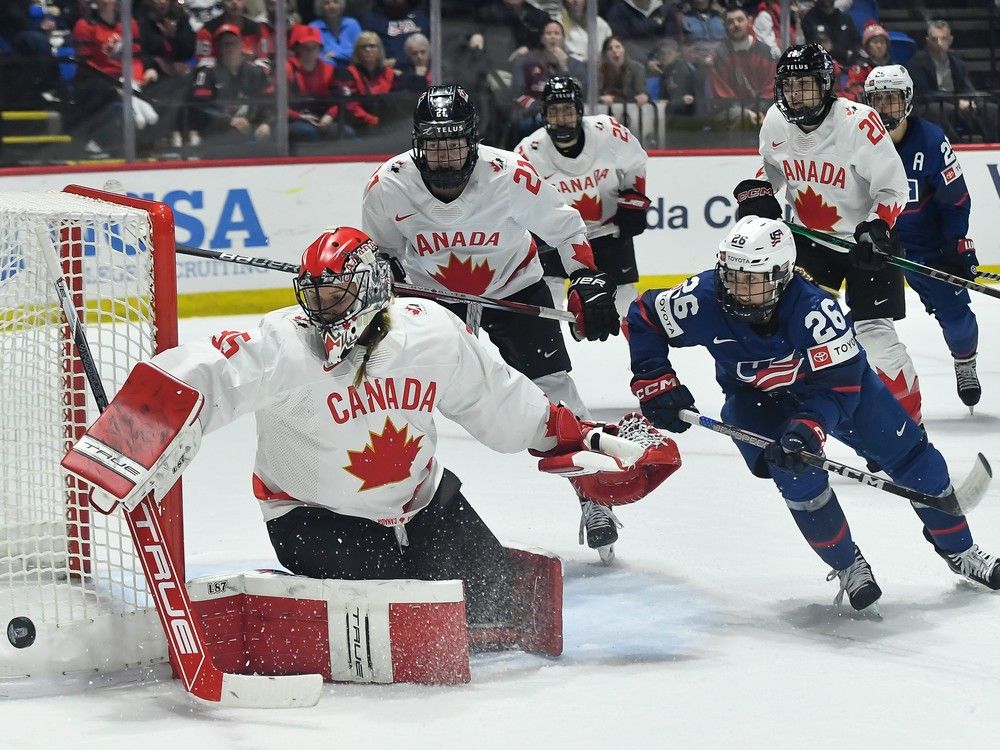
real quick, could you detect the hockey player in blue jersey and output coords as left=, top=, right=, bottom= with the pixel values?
left=863, top=65, right=982, bottom=410
left=625, top=216, right=999, bottom=609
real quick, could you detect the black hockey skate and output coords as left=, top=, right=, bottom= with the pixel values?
left=923, top=528, right=1000, bottom=590
left=827, top=544, right=883, bottom=611
left=954, top=355, right=981, bottom=411
left=579, top=499, right=622, bottom=565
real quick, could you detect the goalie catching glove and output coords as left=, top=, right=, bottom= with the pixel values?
left=533, top=406, right=681, bottom=506
left=61, top=362, right=204, bottom=514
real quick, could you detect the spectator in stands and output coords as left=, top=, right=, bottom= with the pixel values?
left=844, top=21, right=890, bottom=101
left=195, top=0, right=273, bottom=63
left=189, top=24, right=273, bottom=147
left=605, top=0, right=681, bottom=44
left=338, top=30, right=398, bottom=131
left=651, top=37, right=696, bottom=115
left=598, top=35, right=649, bottom=105
left=72, top=0, right=160, bottom=156
left=310, top=0, right=360, bottom=66
left=680, top=0, right=725, bottom=67
left=907, top=19, right=998, bottom=143
left=0, top=1, right=63, bottom=105
left=286, top=23, right=345, bottom=142
left=708, top=5, right=774, bottom=129
left=752, top=0, right=804, bottom=60
left=801, top=0, right=858, bottom=67
left=138, top=0, right=197, bottom=149
left=359, top=0, right=429, bottom=69
left=262, top=0, right=303, bottom=30
left=395, top=32, right=431, bottom=91
left=561, top=0, right=612, bottom=62
left=474, top=0, right=552, bottom=63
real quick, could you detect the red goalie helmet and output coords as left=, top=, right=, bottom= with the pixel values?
left=294, top=227, right=392, bottom=364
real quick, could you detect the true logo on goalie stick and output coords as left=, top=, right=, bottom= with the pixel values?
left=346, top=606, right=374, bottom=679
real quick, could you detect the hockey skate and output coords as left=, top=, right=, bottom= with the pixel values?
left=579, top=499, right=622, bottom=565
left=827, top=544, right=883, bottom=612
left=953, top=355, right=981, bottom=412
left=923, top=528, right=1000, bottom=590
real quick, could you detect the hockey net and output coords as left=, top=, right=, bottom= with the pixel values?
left=0, top=185, right=181, bottom=683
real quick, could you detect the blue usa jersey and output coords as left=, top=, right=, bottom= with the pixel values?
left=626, top=271, right=869, bottom=431
left=894, top=116, right=971, bottom=257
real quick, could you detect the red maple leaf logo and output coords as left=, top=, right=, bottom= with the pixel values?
left=874, top=202, right=902, bottom=228
left=344, top=418, right=424, bottom=491
left=431, top=253, right=494, bottom=294
left=571, top=193, right=602, bottom=222
left=794, top=186, right=842, bottom=231
left=570, top=240, right=595, bottom=267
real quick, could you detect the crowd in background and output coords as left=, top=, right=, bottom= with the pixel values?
left=0, top=0, right=995, bottom=162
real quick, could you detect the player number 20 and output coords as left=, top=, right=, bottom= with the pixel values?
left=859, top=111, right=886, bottom=145
left=805, top=298, right=846, bottom=343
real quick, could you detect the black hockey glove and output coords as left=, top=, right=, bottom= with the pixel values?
left=733, top=179, right=782, bottom=220
left=567, top=269, right=620, bottom=342
left=763, top=415, right=826, bottom=474
left=940, top=237, right=979, bottom=281
left=615, top=190, right=652, bottom=238
left=378, top=252, right=408, bottom=283
left=851, top=219, right=901, bottom=271
left=630, top=369, right=696, bottom=433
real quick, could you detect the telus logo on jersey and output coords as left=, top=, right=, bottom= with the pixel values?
left=781, top=160, right=847, bottom=189
left=328, top=377, right=437, bottom=424
left=735, top=353, right=804, bottom=391
left=414, top=231, right=500, bottom=256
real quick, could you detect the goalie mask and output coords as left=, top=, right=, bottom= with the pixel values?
left=412, top=85, right=479, bottom=191
left=716, top=216, right=795, bottom=325
left=862, top=64, right=913, bottom=131
left=542, top=76, right=584, bottom=147
left=294, top=227, right=392, bottom=364
left=774, top=44, right=836, bottom=127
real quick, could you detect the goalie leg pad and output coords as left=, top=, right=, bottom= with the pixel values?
left=61, top=361, right=203, bottom=513
left=188, top=571, right=471, bottom=685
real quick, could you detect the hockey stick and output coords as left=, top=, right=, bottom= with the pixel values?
left=785, top=223, right=1000, bottom=301
left=175, top=243, right=577, bottom=323
left=678, top=409, right=991, bottom=515
left=34, top=226, right=323, bottom=708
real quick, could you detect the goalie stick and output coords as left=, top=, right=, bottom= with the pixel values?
left=677, top=409, right=991, bottom=516
left=33, top=225, right=323, bottom=708
left=786, top=223, right=1000, bottom=301
left=175, top=242, right=576, bottom=323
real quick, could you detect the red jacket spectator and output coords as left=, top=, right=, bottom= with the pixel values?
left=339, top=31, right=398, bottom=128
left=73, top=9, right=146, bottom=83
left=196, top=8, right=273, bottom=62
left=287, top=25, right=339, bottom=121
left=709, top=9, right=775, bottom=119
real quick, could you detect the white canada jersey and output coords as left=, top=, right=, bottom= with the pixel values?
left=759, top=98, right=907, bottom=245
left=362, top=145, right=595, bottom=298
left=515, top=115, right=648, bottom=239
left=150, top=299, right=554, bottom=525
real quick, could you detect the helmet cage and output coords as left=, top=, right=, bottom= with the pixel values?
left=542, top=76, right=584, bottom=146
left=774, top=45, right=836, bottom=126
left=862, top=65, right=913, bottom=130
left=716, top=264, right=791, bottom=324
left=412, top=86, right=479, bottom=190
left=716, top=217, right=796, bottom=325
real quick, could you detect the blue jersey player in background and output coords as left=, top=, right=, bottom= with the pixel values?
left=863, top=65, right=982, bottom=411
left=625, top=216, right=999, bottom=611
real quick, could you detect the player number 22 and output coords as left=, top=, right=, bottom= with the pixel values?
left=513, top=159, right=541, bottom=195
left=859, top=111, right=886, bottom=145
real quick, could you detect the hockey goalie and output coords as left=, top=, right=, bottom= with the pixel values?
left=62, top=226, right=681, bottom=685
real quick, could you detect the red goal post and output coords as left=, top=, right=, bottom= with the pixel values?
left=0, top=185, right=183, bottom=683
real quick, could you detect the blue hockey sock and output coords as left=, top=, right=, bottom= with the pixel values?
left=914, top=506, right=973, bottom=553
left=787, top=490, right=856, bottom=570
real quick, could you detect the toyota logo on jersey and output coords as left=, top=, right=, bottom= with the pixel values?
left=735, top=353, right=804, bottom=391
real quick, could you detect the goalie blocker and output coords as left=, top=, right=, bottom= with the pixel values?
left=188, top=548, right=563, bottom=686
left=61, top=362, right=204, bottom=514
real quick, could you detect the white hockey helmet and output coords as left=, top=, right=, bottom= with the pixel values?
left=717, top=216, right=796, bottom=324
left=863, top=64, right=913, bottom=130
left=294, top=227, right=393, bottom=365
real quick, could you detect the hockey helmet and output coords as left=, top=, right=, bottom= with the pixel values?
left=411, top=85, right=479, bottom=191
left=294, top=227, right=392, bottom=364
left=774, top=44, right=836, bottom=126
left=542, top=76, right=584, bottom=146
left=863, top=64, right=913, bottom=131
left=716, top=216, right=796, bottom=325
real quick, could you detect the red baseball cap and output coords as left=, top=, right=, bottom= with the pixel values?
left=213, top=23, right=243, bottom=41
left=862, top=23, right=889, bottom=47
left=289, top=24, right=323, bottom=48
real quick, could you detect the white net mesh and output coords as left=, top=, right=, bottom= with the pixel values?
left=0, top=191, right=170, bottom=679
left=614, top=412, right=670, bottom=449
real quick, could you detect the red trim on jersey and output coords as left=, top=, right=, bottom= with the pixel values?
left=252, top=474, right=295, bottom=501
left=831, top=385, right=862, bottom=393
left=504, top=237, right=539, bottom=285
left=931, top=519, right=970, bottom=535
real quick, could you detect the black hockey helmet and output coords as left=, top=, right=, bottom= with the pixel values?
left=411, top=85, right=479, bottom=191
left=774, top=44, right=836, bottom=126
left=542, top=75, right=584, bottom=146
